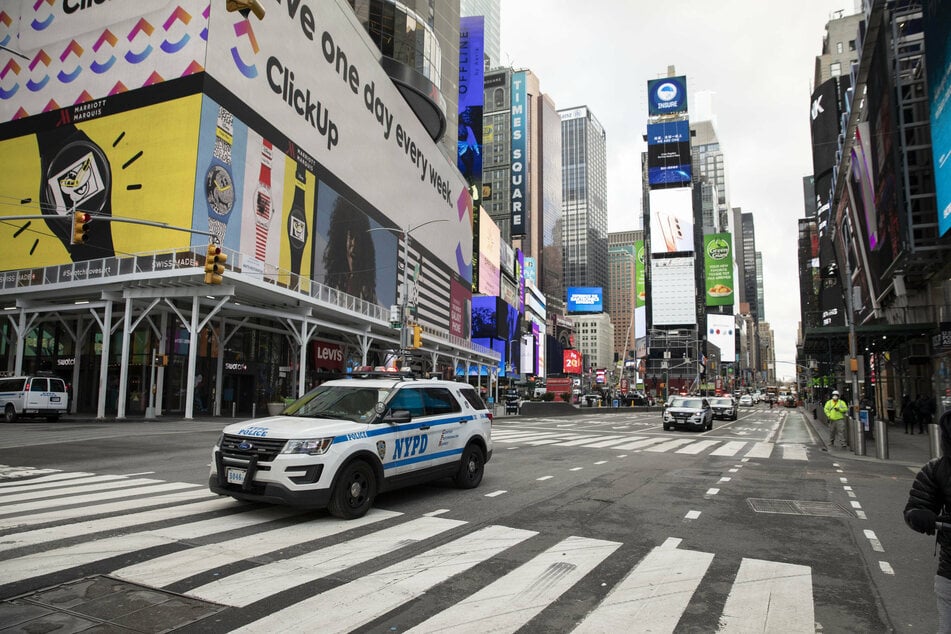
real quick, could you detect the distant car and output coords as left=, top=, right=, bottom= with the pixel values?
left=663, top=397, right=713, bottom=431
left=620, top=391, right=649, bottom=406
left=709, top=396, right=738, bottom=421
left=784, top=395, right=798, bottom=408
left=738, top=394, right=754, bottom=407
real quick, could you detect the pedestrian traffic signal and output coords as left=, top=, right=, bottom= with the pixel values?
left=412, top=324, right=422, bottom=348
left=204, top=243, right=227, bottom=284
left=71, top=211, right=91, bottom=244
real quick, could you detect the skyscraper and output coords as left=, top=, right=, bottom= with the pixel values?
left=460, top=0, right=501, bottom=69
left=560, top=106, right=609, bottom=304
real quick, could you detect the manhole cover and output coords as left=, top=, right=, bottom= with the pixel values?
left=0, top=576, right=224, bottom=632
left=747, top=498, right=854, bottom=518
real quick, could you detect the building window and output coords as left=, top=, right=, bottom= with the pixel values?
left=848, top=40, right=856, bottom=51
left=830, top=62, right=842, bottom=77
left=836, top=42, right=843, bottom=54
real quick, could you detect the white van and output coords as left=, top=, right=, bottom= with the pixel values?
left=0, top=375, right=69, bottom=422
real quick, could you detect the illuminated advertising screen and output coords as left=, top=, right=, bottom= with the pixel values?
left=649, top=188, right=695, bottom=254
left=563, top=349, right=582, bottom=374
left=650, top=257, right=697, bottom=325
left=703, top=233, right=734, bottom=307
left=926, top=0, right=951, bottom=236
left=471, top=295, right=504, bottom=339
left=566, top=287, right=603, bottom=313
left=458, top=16, right=484, bottom=197
left=809, top=78, right=842, bottom=178
left=647, top=121, right=692, bottom=186
left=478, top=211, right=501, bottom=295
left=647, top=76, right=688, bottom=116
left=707, top=314, right=736, bottom=362
left=634, top=240, right=647, bottom=308
left=510, top=71, right=527, bottom=236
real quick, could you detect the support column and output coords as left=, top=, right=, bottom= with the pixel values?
left=215, top=317, right=225, bottom=417
left=96, top=301, right=113, bottom=420
left=157, top=312, right=168, bottom=416
left=117, top=297, right=133, bottom=419
left=185, top=296, right=199, bottom=420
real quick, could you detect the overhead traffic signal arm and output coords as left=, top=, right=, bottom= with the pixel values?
left=204, top=243, right=228, bottom=284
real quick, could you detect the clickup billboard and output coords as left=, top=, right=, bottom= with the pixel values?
left=703, top=233, right=734, bottom=307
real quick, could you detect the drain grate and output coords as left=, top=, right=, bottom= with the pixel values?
left=0, top=576, right=224, bottom=632
left=747, top=498, right=854, bottom=518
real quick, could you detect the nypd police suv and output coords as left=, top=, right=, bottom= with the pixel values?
left=209, top=371, right=492, bottom=519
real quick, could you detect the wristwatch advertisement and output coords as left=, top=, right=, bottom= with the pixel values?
left=37, top=124, right=116, bottom=262
left=253, top=139, right=273, bottom=260
left=286, top=161, right=309, bottom=278
left=205, top=106, right=236, bottom=245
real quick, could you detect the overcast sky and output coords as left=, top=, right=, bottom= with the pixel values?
left=500, top=0, right=857, bottom=381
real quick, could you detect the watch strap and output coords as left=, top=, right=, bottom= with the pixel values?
left=208, top=217, right=227, bottom=245
left=254, top=140, right=273, bottom=259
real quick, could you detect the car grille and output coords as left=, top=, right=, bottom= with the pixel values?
left=220, top=434, right=286, bottom=463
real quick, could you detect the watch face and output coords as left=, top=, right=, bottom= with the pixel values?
left=254, top=185, right=272, bottom=223
left=45, top=140, right=111, bottom=215
left=288, top=208, right=307, bottom=247
left=206, top=164, right=235, bottom=216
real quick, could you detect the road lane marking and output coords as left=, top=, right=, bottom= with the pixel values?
left=864, top=529, right=884, bottom=552
left=706, top=488, right=720, bottom=496
left=0, top=471, right=92, bottom=488
left=743, top=442, right=774, bottom=459
left=572, top=543, right=713, bottom=633
left=231, top=525, right=536, bottom=634
left=405, top=535, right=620, bottom=633
left=710, top=441, right=746, bottom=456
left=685, top=510, right=701, bottom=520
left=536, top=475, right=554, bottom=481
left=676, top=440, right=720, bottom=455
left=485, top=490, right=507, bottom=497
left=879, top=561, right=895, bottom=575
left=718, top=558, right=814, bottom=633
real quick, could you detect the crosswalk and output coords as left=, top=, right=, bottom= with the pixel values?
left=491, top=429, right=811, bottom=460
left=0, top=469, right=817, bottom=633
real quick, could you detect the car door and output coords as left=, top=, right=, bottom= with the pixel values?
left=27, top=378, right=49, bottom=413
left=383, top=386, right=429, bottom=477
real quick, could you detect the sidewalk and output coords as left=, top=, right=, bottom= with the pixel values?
left=802, top=403, right=934, bottom=468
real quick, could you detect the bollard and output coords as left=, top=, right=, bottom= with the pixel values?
left=875, top=418, right=888, bottom=460
left=232, top=402, right=236, bottom=419
left=930, top=423, right=942, bottom=459
left=252, top=403, right=257, bottom=419
left=852, top=417, right=866, bottom=456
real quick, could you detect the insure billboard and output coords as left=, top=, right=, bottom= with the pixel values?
left=926, top=0, right=951, bottom=236
left=647, top=121, right=692, bottom=186
left=649, top=188, right=695, bottom=254
left=703, top=233, right=734, bottom=307
left=566, top=287, right=603, bottom=313
left=647, top=76, right=688, bottom=116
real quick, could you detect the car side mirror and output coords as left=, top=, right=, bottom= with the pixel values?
left=383, top=409, right=412, bottom=424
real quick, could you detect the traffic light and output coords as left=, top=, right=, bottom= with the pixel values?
left=226, top=0, right=265, bottom=19
left=412, top=324, right=422, bottom=348
left=204, top=243, right=227, bottom=284
left=71, top=211, right=90, bottom=244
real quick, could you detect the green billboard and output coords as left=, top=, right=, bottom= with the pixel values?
left=703, top=233, right=734, bottom=307
left=635, top=240, right=646, bottom=308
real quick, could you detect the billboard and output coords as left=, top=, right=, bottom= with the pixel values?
left=563, top=349, right=582, bottom=374
left=458, top=16, right=484, bottom=198
left=471, top=295, right=505, bottom=339
left=649, top=188, right=695, bottom=254
left=703, top=233, right=734, bottom=307
left=650, top=256, right=697, bottom=325
left=926, top=0, right=951, bottom=236
left=647, top=76, right=688, bottom=116
left=566, top=287, right=603, bottom=313
left=634, top=240, right=646, bottom=308
left=510, top=71, right=528, bottom=236
left=647, top=121, right=692, bottom=186
left=707, top=314, right=736, bottom=362
left=809, top=78, right=843, bottom=178
left=478, top=210, right=501, bottom=295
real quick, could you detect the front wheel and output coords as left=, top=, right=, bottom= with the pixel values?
left=454, top=444, right=485, bottom=489
left=4, top=404, right=16, bottom=423
left=327, top=460, right=376, bottom=520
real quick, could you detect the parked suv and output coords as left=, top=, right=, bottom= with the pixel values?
left=209, top=372, right=493, bottom=519
left=0, top=375, right=68, bottom=422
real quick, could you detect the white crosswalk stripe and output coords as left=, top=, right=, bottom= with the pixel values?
left=491, top=430, right=810, bottom=460
left=0, top=471, right=818, bottom=632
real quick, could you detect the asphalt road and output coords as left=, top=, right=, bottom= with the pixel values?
left=0, top=404, right=937, bottom=632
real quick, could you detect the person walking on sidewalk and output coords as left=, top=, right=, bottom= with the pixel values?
left=903, top=410, right=951, bottom=632
left=824, top=390, right=849, bottom=449
left=904, top=394, right=920, bottom=434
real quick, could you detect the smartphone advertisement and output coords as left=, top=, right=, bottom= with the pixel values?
left=649, top=188, right=695, bottom=255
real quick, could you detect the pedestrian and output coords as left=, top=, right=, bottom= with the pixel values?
left=904, top=394, right=919, bottom=434
left=824, top=390, right=849, bottom=449
left=922, top=394, right=938, bottom=433
left=903, top=410, right=951, bottom=632
left=887, top=396, right=896, bottom=425
left=918, top=395, right=931, bottom=435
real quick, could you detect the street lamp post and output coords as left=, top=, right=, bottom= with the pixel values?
left=369, top=219, right=448, bottom=355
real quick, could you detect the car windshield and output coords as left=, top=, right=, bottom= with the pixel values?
left=679, top=399, right=703, bottom=409
left=710, top=398, right=732, bottom=406
left=282, top=385, right=388, bottom=422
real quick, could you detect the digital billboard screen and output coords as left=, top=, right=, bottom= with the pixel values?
left=925, top=0, right=951, bottom=236
left=707, top=314, right=736, bottom=362
left=649, top=188, right=695, bottom=254
left=563, top=349, right=582, bottom=374
left=647, top=76, right=688, bottom=116
left=703, top=233, right=734, bottom=307
left=647, top=121, right=692, bottom=186
left=566, top=287, right=603, bottom=313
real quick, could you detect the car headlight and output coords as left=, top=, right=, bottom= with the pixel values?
left=282, top=438, right=334, bottom=455
left=663, top=412, right=672, bottom=421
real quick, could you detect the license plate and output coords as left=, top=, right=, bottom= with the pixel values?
left=226, top=467, right=246, bottom=485
left=50, top=396, right=61, bottom=402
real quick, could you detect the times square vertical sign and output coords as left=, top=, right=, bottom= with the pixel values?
left=511, top=71, right=527, bottom=236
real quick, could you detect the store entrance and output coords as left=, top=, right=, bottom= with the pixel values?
left=223, top=374, right=255, bottom=416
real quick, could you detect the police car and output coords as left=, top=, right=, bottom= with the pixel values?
left=209, top=372, right=492, bottom=519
